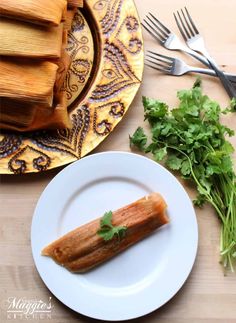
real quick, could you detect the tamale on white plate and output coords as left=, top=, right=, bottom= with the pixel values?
left=31, top=152, right=198, bottom=320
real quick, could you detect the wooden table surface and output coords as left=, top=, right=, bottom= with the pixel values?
left=1, top=0, right=236, bottom=322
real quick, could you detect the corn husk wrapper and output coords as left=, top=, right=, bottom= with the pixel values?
left=0, top=0, right=67, bottom=27
left=67, top=0, right=83, bottom=8
left=54, top=51, right=71, bottom=100
left=53, top=24, right=71, bottom=96
left=0, top=98, right=37, bottom=127
left=0, top=91, right=71, bottom=131
left=0, top=58, right=58, bottom=107
left=0, top=18, right=64, bottom=59
left=64, top=8, right=77, bottom=30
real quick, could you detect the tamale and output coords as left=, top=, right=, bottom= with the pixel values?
left=0, top=58, right=58, bottom=107
left=0, top=98, right=37, bottom=127
left=54, top=51, right=71, bottom=99
left=42, top=193, right=169, bottom=273
left=0, top=18, right=63, bottom=59
left=67, top=0, right=83, bottom=8
left=0, top=0, right=67, bottom=27
left=30, top=90, right=71, bottom=131
left=64, top=8, right=77, bottom=31
left=53, top=27, right=71, bottom=98
left=0, top=91, right=71, bottom=131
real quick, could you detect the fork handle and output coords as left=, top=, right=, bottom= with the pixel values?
left=182, top=47, right=236, bottom=83
left=201, top=50, right=236, bottom=99
left=188, top=66, right=236, bottom=82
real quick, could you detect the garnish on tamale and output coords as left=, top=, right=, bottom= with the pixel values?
left=42, top=193, right=169, bottom=273
left=0, top=18, right=64, bottom=59
left=0, top=0, right=67, bottom=27
left=0, top=58, right=58, bottom=107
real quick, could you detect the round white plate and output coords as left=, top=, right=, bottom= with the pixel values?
left=31, top=152, right=198, bottom=321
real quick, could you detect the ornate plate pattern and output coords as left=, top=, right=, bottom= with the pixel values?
left=0, top=0, right=144, bottom=174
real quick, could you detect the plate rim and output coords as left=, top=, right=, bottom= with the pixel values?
left=31, top=151, right=198, bottom=321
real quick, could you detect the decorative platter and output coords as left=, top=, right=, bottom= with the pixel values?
left=0, top=0, right=144, bottom=174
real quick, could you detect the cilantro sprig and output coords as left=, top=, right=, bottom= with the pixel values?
left=97, top=211, right=127, bottom=241
left=130, top=80, right=236, bottom=272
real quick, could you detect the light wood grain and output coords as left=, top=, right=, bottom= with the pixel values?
left=0, top=0, right=236, bottom=322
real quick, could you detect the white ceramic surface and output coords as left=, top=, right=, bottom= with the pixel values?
left=31, top=152, right=198, bottom=321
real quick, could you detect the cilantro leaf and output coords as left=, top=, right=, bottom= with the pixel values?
left=153, top=147, right=167, bottom=161
left=166, top=155, right=183, bottom=170
left=97, top=211, right=127, bottom=241
left=143, top=96, right=168, bottom=120
left=181, top=159, right=191, bottom=176
left=193, top=77, right=202, bottom=88
left=193, top=194, right=206, bottom=207
left=129, top=127, right=147, bottom=151
left=100, top=210, right=113, bottom=228
left=230, top=98, right=236, bottom=111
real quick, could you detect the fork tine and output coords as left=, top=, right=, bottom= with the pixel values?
left=143, top=19, right=166, bottom=40
left=147, top=50, right=175, bottom=63
left=177, top=10, right=192, bottom=39
left=181, top=8, right=195, bottom=37
left=142, top=20, right=165, bottom=43
left=141, top=22, right=162, bottom=43
left=145, top=58, right=171, bottom=69
left=146, top=15, right=168, bottom=38
left=148, top=12, right=171, bottom=35
left=173, top=12, right=187, bottom=41
left=144, top=62, right=164, bottom=73
left=145, top=60, right=171, bottom=74
left=146, top=54, right=172, bottom=68
left=145, top=64, right=171, bottom=74
left=184, top=7, right=199, bottom=35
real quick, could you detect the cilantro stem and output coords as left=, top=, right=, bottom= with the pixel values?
left=157, top=141, right=228, bottom=225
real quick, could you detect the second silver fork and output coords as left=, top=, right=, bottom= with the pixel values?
left=174, top=7, right=236, bottom=98
left=146, top=51, right=236, bottom=80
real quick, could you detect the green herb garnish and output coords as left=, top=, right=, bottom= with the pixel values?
left=97, top=211, right=127, bottom=241
left=130, top=79, right=236, bottom=272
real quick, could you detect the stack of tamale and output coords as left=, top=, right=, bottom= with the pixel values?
left=0, top=0, right=84, bottom=132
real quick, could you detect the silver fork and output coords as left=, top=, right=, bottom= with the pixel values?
left=142, top=13, right=236, bottom=83
left=174, top=7, right=236, bottom=98
left=145, top=51, right=236, bottom=81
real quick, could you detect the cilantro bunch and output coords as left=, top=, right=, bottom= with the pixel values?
left=130, top=80, right=236, bottom=272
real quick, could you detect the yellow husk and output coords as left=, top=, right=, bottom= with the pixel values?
left=0, top=91, right=71, bottom=131
left=0, top=58, right=58, bottom=106
left=64, top=8, right=77, bottom=30
left=0, top=98, right=37, bottom=127
left=67, top=0, right=83, bottom=8
left=0, top=0, right=67, bottom=26
left=0, top=18, right=64, bottom=58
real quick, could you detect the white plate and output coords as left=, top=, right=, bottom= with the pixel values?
left=31, top=152, right=198, bottom=321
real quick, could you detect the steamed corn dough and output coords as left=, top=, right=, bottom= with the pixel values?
left=42, top=193, right=169, bottom=273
